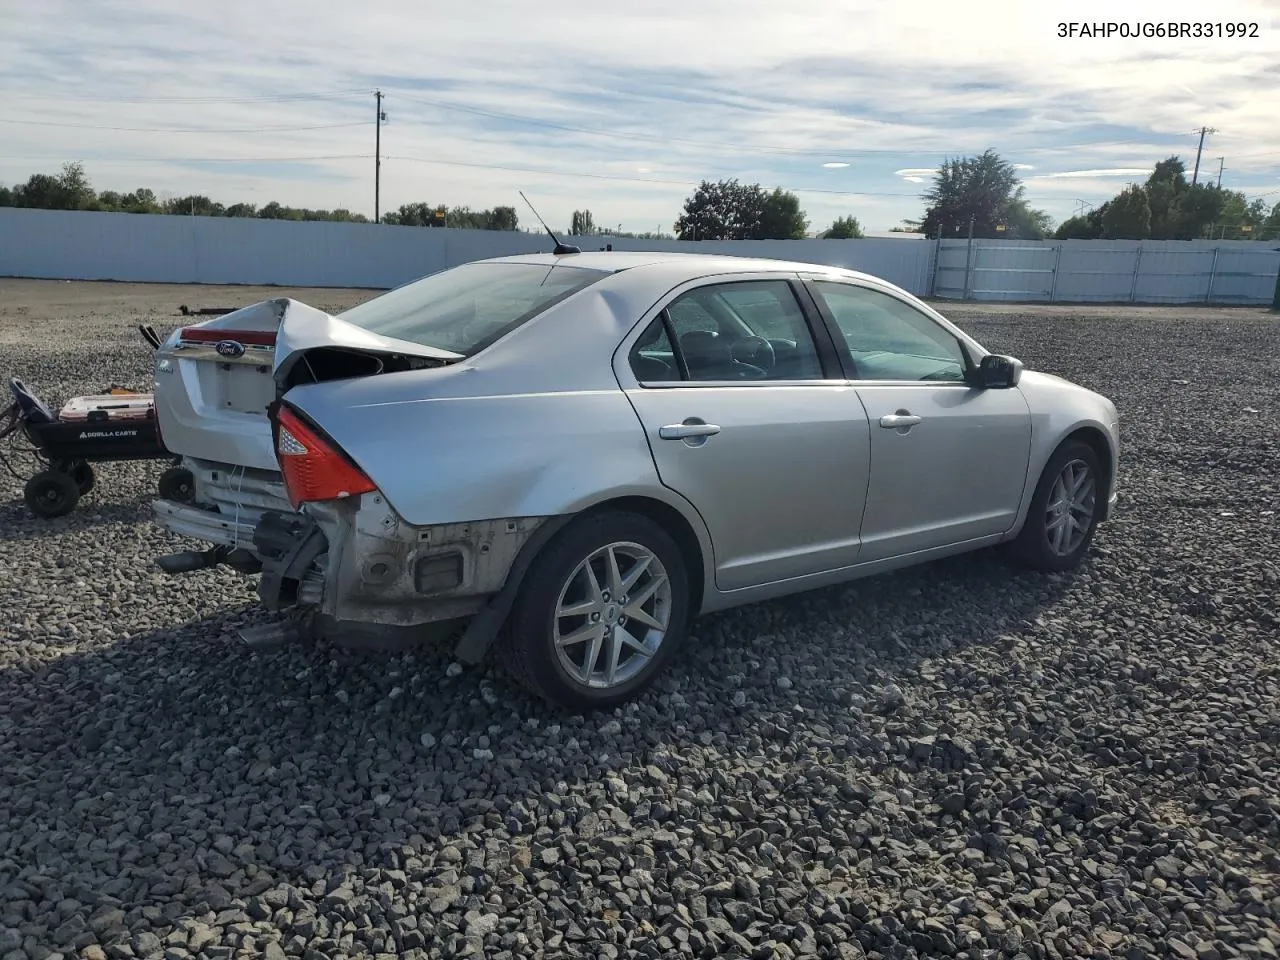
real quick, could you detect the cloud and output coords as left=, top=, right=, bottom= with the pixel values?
left=0, top=0, right=1275, bottom=232
left=1039, top=168, right=1155, bottom=179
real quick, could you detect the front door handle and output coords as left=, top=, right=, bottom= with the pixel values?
left=660, top=422, right=721, bottom=440
left=879, top=413, right=922, bottom=429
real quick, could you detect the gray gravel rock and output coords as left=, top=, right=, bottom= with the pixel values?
left=1, top=286, right=1278, bottom=959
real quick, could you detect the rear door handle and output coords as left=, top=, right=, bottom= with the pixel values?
left=660, top=422, right=721, bottom=439
left=879, top=413, right=922, bottom=429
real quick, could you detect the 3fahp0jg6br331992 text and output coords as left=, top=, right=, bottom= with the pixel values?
left=1057, top=21, right=1262, bottom=38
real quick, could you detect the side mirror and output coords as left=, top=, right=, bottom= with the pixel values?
left=976, top=354, right=1023, bottom=389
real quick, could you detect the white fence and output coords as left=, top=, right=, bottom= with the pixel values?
left=0, top=208, right=934, bottom=294
left=1, top=207, right=1277, bottom=305
left=931, top=237, right=1279, bottom=304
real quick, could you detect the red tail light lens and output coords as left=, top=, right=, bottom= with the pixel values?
left=275, top=405, right=375, bottom=508
left=179, top=327, right=277, bottom=346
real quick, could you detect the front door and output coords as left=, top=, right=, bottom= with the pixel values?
left=804, top=277, right=1032, bottom=562
left=619, top=277, right=871, bottom=591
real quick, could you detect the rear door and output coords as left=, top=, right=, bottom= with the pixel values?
left=617, top=274, right=872, bottom=592
left=802, top=277, right=1032, bottom=561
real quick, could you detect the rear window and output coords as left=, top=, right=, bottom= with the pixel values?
left=336, top=261, right=610, bottom=356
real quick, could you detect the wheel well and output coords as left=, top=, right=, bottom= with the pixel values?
left=1063, top=426, right=1113, bottom=505
left=579, top=496, right=707, bottom=615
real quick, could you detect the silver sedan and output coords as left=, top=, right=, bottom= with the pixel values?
left=152, top=251, right=1119, bottom=711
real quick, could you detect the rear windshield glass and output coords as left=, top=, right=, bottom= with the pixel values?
left=336, top=261, right=610, bottom=356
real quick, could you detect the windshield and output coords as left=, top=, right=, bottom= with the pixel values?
left=336, top=261, right=610, bottom=356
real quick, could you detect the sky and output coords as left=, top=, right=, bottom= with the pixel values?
left=1, top=0, right=1277, bottom=234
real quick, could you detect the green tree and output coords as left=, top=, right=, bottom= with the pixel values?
left=123, top=189, right=159, bottom=214
left=822, top=215, right=865, bottom=239
left=674, top=179, right=808, bottom=240
left=1145, top=157, right=1188, bottom=239
left=0, top=185, right=11, bottom=206
left=571, top=210, right=595, bottom=235
left=91, top=190, right=123, bottom=212
left=1054, top=214, right=1101, bottom=240
left=1263, top=202, right=1280, bottom=240
left=487, top=205, right=518, bottom=231
left=164, top=195, right=225, bottom=217
left=919, top=149, right=1051, bottom=239
left=57, top=162, right=95, bottom=209
left=675, top=179, right=759, bottom=239
left=759, top=187, right=808, bottom=239
left=1204, top=189, right=1271, bottom=239
left=11, top=162, right=95, bottom=210
left=1101, top=185, right=1150, bottom=239
left=1175, top=184, right=1225, bottom=239
left=224, top=203, right=257, bottom=218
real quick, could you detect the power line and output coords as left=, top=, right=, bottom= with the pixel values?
left=383, top=153, right=931, bottom=197
left=388, top=93, right=1212, bottom=160
left=0, top=154, right=370, bottom=164
left=3, top=90, right=367, bottom=105
left=0, top=117, right=372, bottom=134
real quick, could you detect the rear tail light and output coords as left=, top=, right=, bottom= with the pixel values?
left=179, top=327, right=277, bottom=346
left=274, top=405, right=375, bottom=508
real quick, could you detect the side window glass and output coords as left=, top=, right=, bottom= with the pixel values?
left=666, top=296, right=719, bottom=338
left=668, top=280, right=825, bottom=382
left=628, top=317, right=678, bottom=382
left=812, top=281, right=968, bottom=382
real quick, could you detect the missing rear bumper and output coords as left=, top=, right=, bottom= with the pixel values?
left=247, top=499, right=555, bottom=658
left=253, top=511, right=329, bottom=611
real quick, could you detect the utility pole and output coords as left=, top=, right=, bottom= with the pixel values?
left=374, top=90, right=385, bottom=223
left=1191, top=126, right=1217, bottom=186
left=1215, top=157, right=1225, bottom=188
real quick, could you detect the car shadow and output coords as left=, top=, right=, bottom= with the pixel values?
left=0, top=492, right=160, bottom=542
left=0, top=547, right=1076, bottom=954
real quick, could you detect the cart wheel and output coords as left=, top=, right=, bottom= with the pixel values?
left=68, top=460, right=95, bottom=495
left=158, top=466, right=195, bottom=503
left=24, top=470, right=81, bottom=519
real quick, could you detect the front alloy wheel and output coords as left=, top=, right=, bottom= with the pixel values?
left=1010, top=439, right=1103, bottom=572
left=1044, top=458, right=1096, bottom=557
left=499, top=510, right=691, bottom=711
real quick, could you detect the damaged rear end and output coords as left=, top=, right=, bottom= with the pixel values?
left=153, top=257, right=616, bottom=658
left=252, top=401, right=548, bottom=652
left=151, top=296, right=461, bottom=573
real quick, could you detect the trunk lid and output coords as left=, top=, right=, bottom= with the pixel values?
left=154, top=297, right=460, bottom=473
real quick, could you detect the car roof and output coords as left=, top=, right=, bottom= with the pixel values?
left=481, top=249, right=886, bottom=285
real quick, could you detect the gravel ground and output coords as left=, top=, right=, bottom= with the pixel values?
left=1, top=279, right=1278, bottom=960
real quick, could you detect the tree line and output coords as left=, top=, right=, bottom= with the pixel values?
left=3, top=156, right=1277, bottom=241
left=1052, top=157, right=1280, bottom=241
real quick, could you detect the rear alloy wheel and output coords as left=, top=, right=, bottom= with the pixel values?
left=1009, top=439, right=1102, bottom=572
left=24, top=469, right=81, bottom=519
left=498, top=511, right=691, bottom=711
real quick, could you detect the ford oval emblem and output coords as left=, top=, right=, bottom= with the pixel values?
left=215, top=339, right=246, bottom=359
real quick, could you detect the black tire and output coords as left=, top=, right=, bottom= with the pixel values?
left=24, top=470, right=81, bottom=519
left=158, top=466, right=195, bottom=503
left=496, top=510, right=692, bottom=712
left=67, top=460, right=95, bottom=495
left=1009, top=439, right=1103, bottom=572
